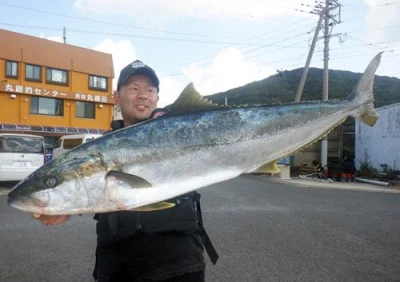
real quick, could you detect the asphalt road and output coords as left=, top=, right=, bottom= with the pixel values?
left=1, top=175, right=399, bottom=282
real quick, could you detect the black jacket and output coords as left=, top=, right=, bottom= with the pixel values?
left=94, top=109, right=218, bottom=276
left=95, top=109, right=202, bottom=241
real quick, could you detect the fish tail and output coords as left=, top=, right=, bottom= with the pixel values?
left=347, top=52, right=382, bottom=127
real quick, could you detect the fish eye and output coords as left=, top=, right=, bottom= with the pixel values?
left=44, top=176, right=57, bottom=188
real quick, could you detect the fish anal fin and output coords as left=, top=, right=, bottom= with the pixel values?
left=253, top=161, right=281, bottom=174
left=131, top=202, right=176, bottom=212
left=106, top=170, right=152, bottom=188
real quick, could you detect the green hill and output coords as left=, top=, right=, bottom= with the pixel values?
left=206, top=68, right=400, bottom=108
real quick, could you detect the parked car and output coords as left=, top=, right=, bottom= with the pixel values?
left=0, top=133, right=45, bottom=181
left=52, top=134, right=102, bottom=159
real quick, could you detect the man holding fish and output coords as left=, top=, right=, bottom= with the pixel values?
left=9, top=52, right=382, bottom=281
left=31, top=60, right=216, bottom=281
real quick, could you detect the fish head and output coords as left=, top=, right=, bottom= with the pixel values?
left=8, top=152, right=108, bottom=215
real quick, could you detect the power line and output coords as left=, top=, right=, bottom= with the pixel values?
left=157, top=18, right=319, bottom=75
left=0, top=22, right=256, bottom=46
left=0, top=1, right=243, bottom=40
left=1, top=0, right=397, bottom=80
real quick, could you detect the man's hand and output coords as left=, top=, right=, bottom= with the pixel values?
left=32, top=214, right=70, bottom=225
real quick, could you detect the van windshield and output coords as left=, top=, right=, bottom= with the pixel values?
left=0, top=136, right=44, bottom=153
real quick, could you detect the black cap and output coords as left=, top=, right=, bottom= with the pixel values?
left=117, top=60, right=160, bottom=91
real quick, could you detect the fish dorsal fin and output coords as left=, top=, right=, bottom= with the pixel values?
left=166, top=83, right=222, bottom=117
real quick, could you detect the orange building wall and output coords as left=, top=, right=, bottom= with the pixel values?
left=0, top=92, right=22, bottom=123
left=0, top=29, right=115, bottom=134
left=0, top=93, right=113, bottom=129
left=0, top=64, right=113, bottom=130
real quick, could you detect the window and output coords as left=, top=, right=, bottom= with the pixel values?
left=6, top=61, right=18, bottom=78
left=63, top=138, right=84, bottom=149
left=89, top=75, right=108, bottom=91
left=76, top=101, right=95, bottom=119
left=0, top=135, right=44, bottom=154
left=54, top=139, right=62, bottom=149
left=30, top=97, right=64, bottom=116
left=46, top=68, right=68, bottom=85
left=25, top=64, right=41, bottom=81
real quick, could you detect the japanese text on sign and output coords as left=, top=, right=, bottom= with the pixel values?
left=2, top=83, right=112, bottom=104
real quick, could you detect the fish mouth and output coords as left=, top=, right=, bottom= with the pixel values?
left=7, top=197, right=16, bottom=206
left=8, top=191, right=50, bottom=213
left=7, top=197, right=33, bottom=213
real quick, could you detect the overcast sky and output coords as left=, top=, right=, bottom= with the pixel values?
left=1, top=0, right=399, bottom=106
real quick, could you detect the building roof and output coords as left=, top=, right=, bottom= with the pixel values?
left=376, top=102, right=400, bottom=112
left=0, top=28, right=114, bottom=78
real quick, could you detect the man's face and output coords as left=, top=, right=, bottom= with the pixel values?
left=115, top=74, right=159, bottom=126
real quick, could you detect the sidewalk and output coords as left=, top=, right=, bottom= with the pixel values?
left=267, top=175, right=400, bottom=194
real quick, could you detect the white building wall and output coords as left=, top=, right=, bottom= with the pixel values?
left=355, top=103, right=400, bottom=171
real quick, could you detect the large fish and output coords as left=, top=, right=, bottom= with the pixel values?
left=8, top=53, right=382, bottom=215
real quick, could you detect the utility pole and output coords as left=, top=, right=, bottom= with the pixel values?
left=63, top=27, right=67, bottom=44
left=320, top=0, right=341, bottom=167
left=295, top=1, right=341, bottom=166
left=294, top=8, right=325, bottom=102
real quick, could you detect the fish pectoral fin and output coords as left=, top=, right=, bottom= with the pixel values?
left=106, top=170, right=152, bottom=188
left=252, top=161, right=281, bottom=174
left=131, top=201, right=176, bottom=212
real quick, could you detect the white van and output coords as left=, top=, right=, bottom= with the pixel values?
left=52, top=134, right=102, bottom=159
left=0, top=133, right=45, bottom=181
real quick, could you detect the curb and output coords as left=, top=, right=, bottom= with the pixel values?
left=267, top=176, right=400, bottom=194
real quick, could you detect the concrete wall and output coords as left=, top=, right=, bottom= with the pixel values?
left=355, top=103, right=400, bottom=171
